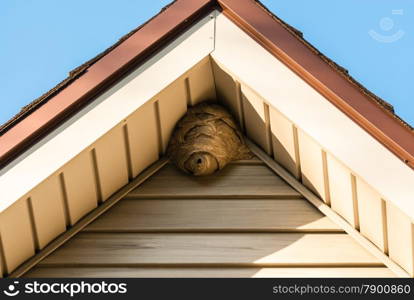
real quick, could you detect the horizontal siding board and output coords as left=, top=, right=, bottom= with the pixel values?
left=29, top=175, right=66, bottom=249
left=128, top=164, right=301, bottom=198
left=63, top=152, right=98, bottom=225
left=24, top=159, right=394, bottom=277
left=85, top=199, right=341, bottom=232
left=39, top=233, right=380, bottom=266
left=126, top=102, right=159, bottom=177
left=26, top=267, right=396, bottom=278
left=94, top=126, right=129, bottom=201
left=0, top=199, right=35, bottom=273
left=230, top=157, right=263, bottom=165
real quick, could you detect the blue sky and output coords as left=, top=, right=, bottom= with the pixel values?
left=1, top=0, right=413, bottom=126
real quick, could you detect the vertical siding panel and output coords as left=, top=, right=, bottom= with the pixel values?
left=158, top=81, right=187, bottom=153
left=356, top=178, right=387, bottom=251
left=0, top=252, right=2, bottom=277
left=297, top=130, right=329, bottom=203
left=241, top=85, right=270, bottom=154
left=269, top=107, right=300, bottom=178
left=29, top=176, right=66, bottom=249
left=211, top=60, right=241, bottom=124
left=412, top=222, right=414, bottom=277
left=184, top=78, right=192, bottom=107
left=188, top=57, right=216, bottom=105
left=127, top=102, right=159, bottom=177
left=351, top=175, right=360, bottom=230
left=0, top=233, right=6, bottom=277
left=264, top=104, right=273, bottom=157
left=327, top=155, right=356, bottom=227
left=387, top=202, right=414, bottom=276
left=123, top=124, right=134, bottom=180
left=381, top=199, right=389, bottom=255
left=94, top=126, right=129, bottom=201
left=63, top=152, right=98, bottom=225
left=0, top=199, right=35, bottom=273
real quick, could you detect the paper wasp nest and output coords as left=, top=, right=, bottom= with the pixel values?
left=166, top=102, right=252, bottom=176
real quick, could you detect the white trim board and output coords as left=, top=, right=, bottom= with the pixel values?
left=211, top=14, right=414, bottom=220
left=0, top=12, right=217, bottom=213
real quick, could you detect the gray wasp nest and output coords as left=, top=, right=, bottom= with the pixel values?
left=166, top=102, right=252, bottom=176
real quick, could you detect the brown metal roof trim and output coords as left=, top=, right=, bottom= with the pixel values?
left=0, top=0, right=179, bottom=135
left=0, top=0, right=216, bottom=168
left=0, top=0, right=413, bottom=170
left=253, top=0, right=411, bottom=130
left=2, top=0, right=404, bottom=135
left=218, top=0, right=414, bottom=168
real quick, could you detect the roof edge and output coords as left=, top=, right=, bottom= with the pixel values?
left=0, top=0, right=181, bottom=135
left=218, top=0, right=414, bottom=169
left=0, top=0, right=216, bottom=169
